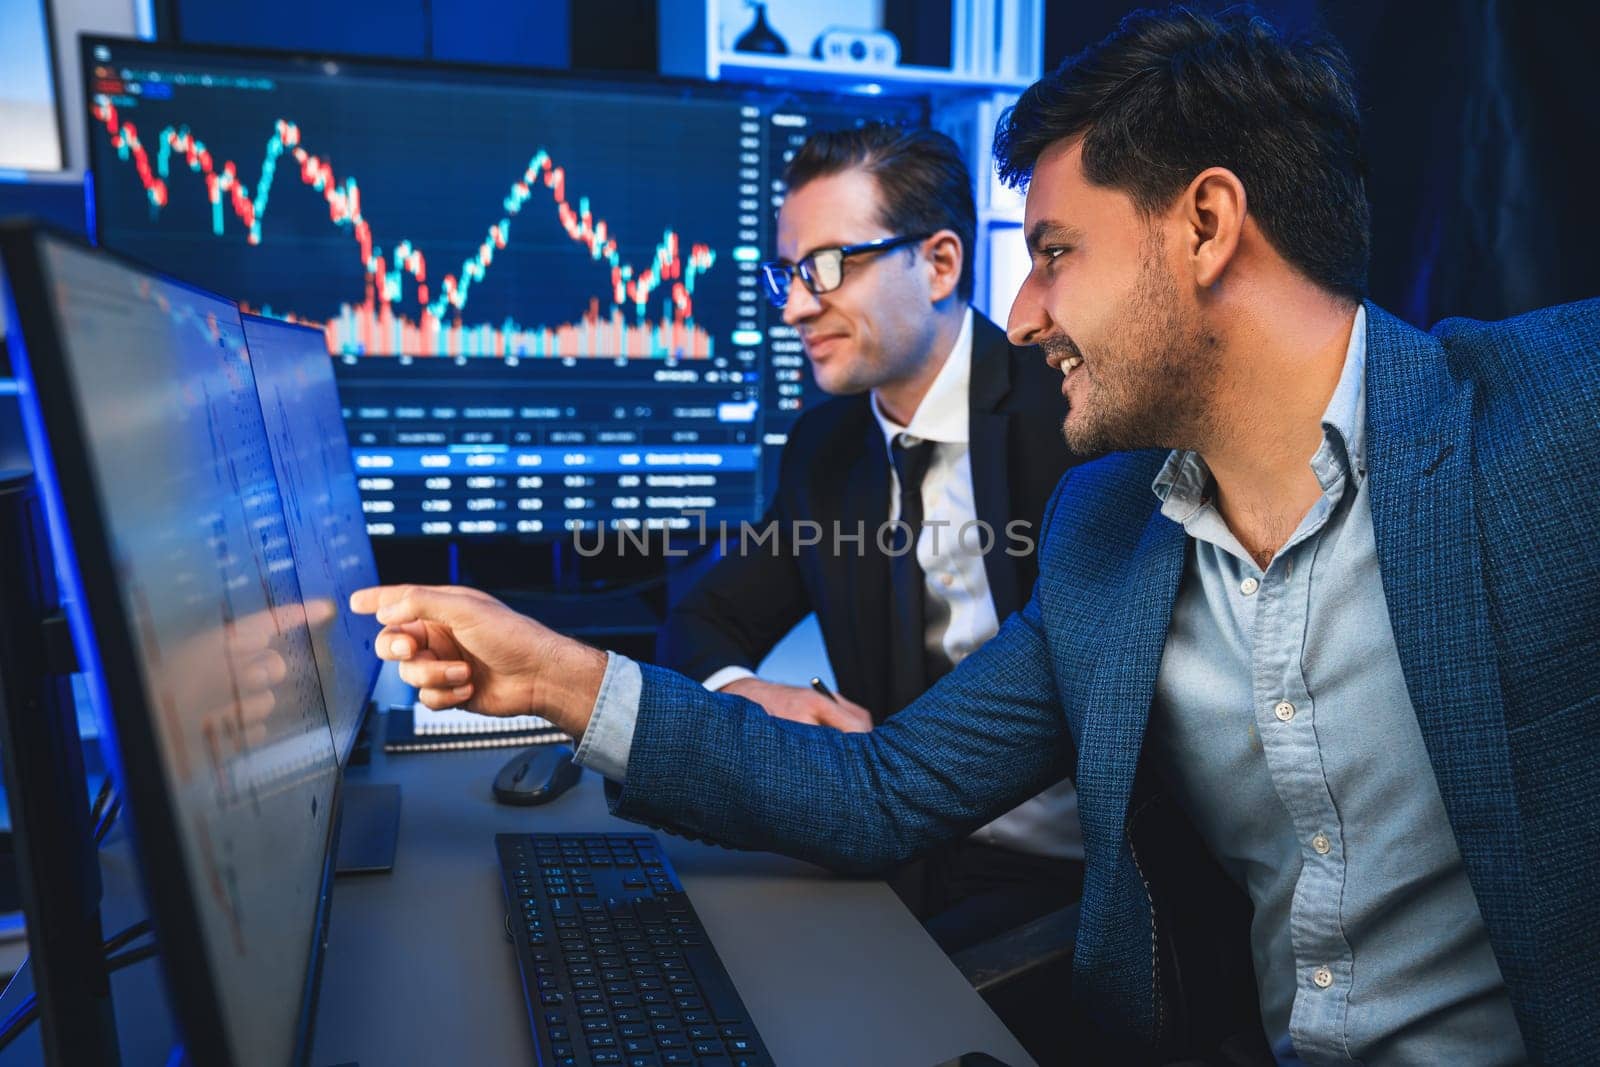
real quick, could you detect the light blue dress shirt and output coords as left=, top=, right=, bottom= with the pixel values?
left=1144, top=308, right=1523, bottom=1063
left=577, top=308, right=1528, bottom=1063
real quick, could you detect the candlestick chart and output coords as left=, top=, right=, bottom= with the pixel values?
left=88, top=65, right=739, bottom=359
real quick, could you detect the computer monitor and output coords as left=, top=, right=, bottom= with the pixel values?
left=0, top=221, right=343, bottom=1066
left=82, top=35, right=926, bottom=538
left=241, top=313, right=380, bottom=763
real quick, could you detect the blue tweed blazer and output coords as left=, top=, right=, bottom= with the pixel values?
left=613, top=300, right=1600, bottom=1062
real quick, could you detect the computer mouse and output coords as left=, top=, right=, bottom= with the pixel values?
left=493, top=744, right=582, bottom=806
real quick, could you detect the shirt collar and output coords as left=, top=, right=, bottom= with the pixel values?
left=1153, top=304, right=1369, bottom=519
left=871, top=307, right=973, bottom=450
left=1318, top=303, right=1368, bottom=485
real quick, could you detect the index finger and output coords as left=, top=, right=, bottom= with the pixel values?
left=351, top=583, right=499, bottom=616
left=350, top=584, right=412, bottom=615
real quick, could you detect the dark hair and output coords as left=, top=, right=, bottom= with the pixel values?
left=994, top=6, right=1369, bottom=300
left=784, top=123, right=977, bottom=302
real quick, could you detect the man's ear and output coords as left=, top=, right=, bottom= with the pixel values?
left=922, top=230, right=964, bottom=303
left=1182, top=167, right=1247, bottom=289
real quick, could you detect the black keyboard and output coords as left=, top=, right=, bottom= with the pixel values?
left=496, top=832, right=774, bottom=1067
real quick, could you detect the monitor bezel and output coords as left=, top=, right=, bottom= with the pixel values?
left=0, top=219, right=346, bottom=1067
left=78, top=32, right=930, bottom=545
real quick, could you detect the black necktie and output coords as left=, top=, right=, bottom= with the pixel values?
left=886, top=436, right=943, bottom=717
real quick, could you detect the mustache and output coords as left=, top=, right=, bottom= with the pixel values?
left=1039, top=335, right=1083, bottom=363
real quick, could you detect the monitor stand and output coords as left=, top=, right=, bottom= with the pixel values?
left=335, top=704, right=401, bottom=874
left=334, top=783, right=401, bottom=875
left=0, top=473, right=120, bottom=1063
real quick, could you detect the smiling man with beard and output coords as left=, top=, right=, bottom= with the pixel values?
left=354, top=7, right=1600, bottom=1062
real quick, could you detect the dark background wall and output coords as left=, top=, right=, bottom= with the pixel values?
left=165, top=0, right=661, bottom=72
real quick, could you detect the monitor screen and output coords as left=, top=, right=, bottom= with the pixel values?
left=1, top=225, right=340, bottom=1065
left=83, top=36, right=925, bottom=538
left=242, top=313, right=381, bottom=763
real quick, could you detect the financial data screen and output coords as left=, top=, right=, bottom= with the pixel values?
left=243, top=313, right=380, bottom=762
left=85, top=37, right=925, bottom=536
left=34, top=234, right=338, bottom=1065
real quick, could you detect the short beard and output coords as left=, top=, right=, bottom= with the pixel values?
left=1054, top=243, right=1218, bottom=455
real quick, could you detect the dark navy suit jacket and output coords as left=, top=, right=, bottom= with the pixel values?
left=609, top=300, right=1600, bottom=1062
left=657, top=312, right=1076, bottom=722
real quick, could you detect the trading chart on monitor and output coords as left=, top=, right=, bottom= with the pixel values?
left=85, top=37, right=924, bottom=536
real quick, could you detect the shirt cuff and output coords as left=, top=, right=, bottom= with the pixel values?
left=573, top=651, right=642, bottom=783
left=701, top=665, right=757, bottom=692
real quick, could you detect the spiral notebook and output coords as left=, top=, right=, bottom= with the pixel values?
left=383, top=702, right=569, bottom=753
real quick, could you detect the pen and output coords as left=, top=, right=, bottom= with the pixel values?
left=809, top=677, right=838, bottom=702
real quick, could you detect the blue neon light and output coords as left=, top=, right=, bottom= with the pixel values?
left=0, top=257, right=130, bottom=803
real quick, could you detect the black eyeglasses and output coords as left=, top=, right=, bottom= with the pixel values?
left=759, top=234, right=929, bottom=309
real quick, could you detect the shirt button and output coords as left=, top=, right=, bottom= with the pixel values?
left=940, top=573, right=955, bottom=587
left=1240, top=576, right=1260, bottom=596
left=1274, top=700, right=1296, bottom=722
left=1311, top=833, right=1331, bottom=855
left=1313, top=967, right=1334, bottom=989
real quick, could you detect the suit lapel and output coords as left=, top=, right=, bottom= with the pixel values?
left=1361, top=302, right=1534, bottom=976
left=1071, top=506, right=1188, bottom=851
left=967, top=317, right=1025, bottom=619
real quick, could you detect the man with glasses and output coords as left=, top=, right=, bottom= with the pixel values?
left=655, top=123, right=1088, bottom=952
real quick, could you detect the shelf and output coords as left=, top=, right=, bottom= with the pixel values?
left=710, top=51, right=1034, bottom=95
